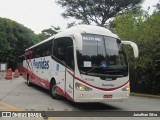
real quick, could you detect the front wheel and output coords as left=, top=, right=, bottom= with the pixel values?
left=50, top=82, right=61, bottom=99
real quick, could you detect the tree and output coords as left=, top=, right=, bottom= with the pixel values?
left=56, top=0, right=143, bottom=27
left=0, top=18, right=39, bottom=69
left=67, top=22, right=77, bottom=28
left=38, top=26, right=60, bottom=40
left=153, top=2, right=160, bottom=13
left=112, top=9, right=160, bottom=94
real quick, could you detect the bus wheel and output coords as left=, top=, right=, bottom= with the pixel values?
left=27, top=74, right=32, bottom=86
left=50, top=81, right=61, bottom=99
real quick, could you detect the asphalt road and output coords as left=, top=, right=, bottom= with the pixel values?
left=0, top=75, right=160, bottom=120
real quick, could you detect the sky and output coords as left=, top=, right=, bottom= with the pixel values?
left=0, top=0, right=159, bottom=34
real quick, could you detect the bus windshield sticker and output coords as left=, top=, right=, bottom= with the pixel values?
left=101, top=63, right=108, bottom=68
left=56, top=64, right=59, bottom=71
left=83, top=61, right=91, bottom=67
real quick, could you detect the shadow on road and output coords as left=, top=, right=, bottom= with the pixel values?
left=25, top=82, right=122, bottom=111
left=64, top=100, right=122, bottom=111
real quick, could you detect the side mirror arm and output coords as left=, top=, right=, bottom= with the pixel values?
left=122, top=41, right=139, bottom=58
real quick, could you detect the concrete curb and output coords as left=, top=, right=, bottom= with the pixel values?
left=130, top=93, right=160, bottom=99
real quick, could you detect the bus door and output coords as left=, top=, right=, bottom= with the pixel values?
left=53, top=37, right=74, bottom=99
left=65, top=40, right=74, bottom=101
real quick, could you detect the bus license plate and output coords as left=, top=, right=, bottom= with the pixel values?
left=103, top=95, right=112, bottom=98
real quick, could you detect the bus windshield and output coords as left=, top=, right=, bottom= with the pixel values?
left=77, top=34, right=128, bottom=77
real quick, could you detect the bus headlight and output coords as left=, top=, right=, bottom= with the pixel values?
left=75, top=82, right=92, bottom=91
left=122, top=84, right=130, bottom=91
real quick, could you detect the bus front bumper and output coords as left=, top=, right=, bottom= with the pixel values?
left=73, top=91, right=130, bottom=103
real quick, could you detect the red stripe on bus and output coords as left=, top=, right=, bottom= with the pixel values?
left=23, top=68, right=73, bottom=100
left=56, top=86, right=65, bottom=96
left=67, top=70, right=129, bottom=91
left=56, top=86, right=73, bottom=101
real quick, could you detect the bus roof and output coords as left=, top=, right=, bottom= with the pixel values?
left=26, top=25, right=118, bottom=51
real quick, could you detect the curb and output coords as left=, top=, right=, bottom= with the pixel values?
left=130, top=93, right=160, bottom=99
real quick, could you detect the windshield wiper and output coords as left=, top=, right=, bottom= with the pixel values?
left=87, top=73, right=125, bottom=77
left=84, top=66, right=100, bottom=74
left=103, top=69, right=127, bottom=76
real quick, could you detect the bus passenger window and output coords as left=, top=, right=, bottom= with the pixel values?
left=58, top=47, right=64, bottom=56
left=35, top=48, right=40, bottom=58
left=53, top=38, right=66, bottom=62
left=66, top=46, right=74, bottom=70
left=53, top=37, right=74, bottom=70
left=42, top=41, right=52, bottom=57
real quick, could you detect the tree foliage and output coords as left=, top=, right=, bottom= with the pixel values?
left=0, top=18, right=39, bottom=69
left=112, top=8, right=160, bottom=94
left=38, top=26, right=60, bottom=40
left=154, top=2, right=160, bottom=13
left=56, top=0, right=143, bottom=27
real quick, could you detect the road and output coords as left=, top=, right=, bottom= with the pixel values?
left=0, top=76, right=160, bottom=120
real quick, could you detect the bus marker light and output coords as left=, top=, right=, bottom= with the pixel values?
left=80, top=94, right=83, bottom=97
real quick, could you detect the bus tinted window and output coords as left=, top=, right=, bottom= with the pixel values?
left=53, top=38, right=66, bottom=61
left=42, top=41, right=52, bottom=57
left=31, top=40, right=53, bottom=58
left=53, top=37, right=74, bottom=70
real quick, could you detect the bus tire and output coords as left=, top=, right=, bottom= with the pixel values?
left=50, top=80, right=61, bottom=99
left=27, top=74, right=32, bottom=86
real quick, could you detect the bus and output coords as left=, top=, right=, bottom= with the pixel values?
left=17, top=55, right=25, bottom=75
left=22, top=25, right=139, bottom=102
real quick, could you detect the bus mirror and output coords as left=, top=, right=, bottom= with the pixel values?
left=74, top=33, right=82, bottom=51
left=122, top=41, right=139, bottom=58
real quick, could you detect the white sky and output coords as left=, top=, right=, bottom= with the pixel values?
left=0, top=0, right=159, bottom=34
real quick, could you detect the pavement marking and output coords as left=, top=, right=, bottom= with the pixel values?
left=48, top=117, right=54, bottom=120
left=0, top=101, right=21, bottom=111
left=0, top=107, right=20, bottom=111
left=0, top=101, right=55, bottom=120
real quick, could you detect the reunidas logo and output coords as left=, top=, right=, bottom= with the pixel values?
left=33, top=58, right=49, bottom=69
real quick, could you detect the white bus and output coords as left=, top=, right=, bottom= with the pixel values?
left=23, top=25, right=139, bottom=102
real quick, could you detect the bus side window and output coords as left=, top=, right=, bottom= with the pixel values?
left=35, top=48, right=40, bottom=58
left=35, top=45, right=43, bottom=58
left=65, top=38, right=74, bottom=70
left=42, top=41, right=52, bottom=57
left=32, top=48, right=36, bottom=58
left=53, top=38, right=66, bottom=62
left=53, top=37, right=74, bottom=70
